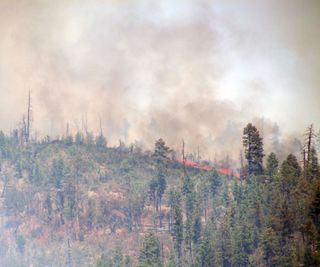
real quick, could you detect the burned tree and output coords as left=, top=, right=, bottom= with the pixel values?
left=303, top=124, right=318, bottom=179
left=26, top=90, right=31, bottom=143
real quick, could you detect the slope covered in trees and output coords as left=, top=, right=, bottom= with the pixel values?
left=0, top=122, right=319, bottom=267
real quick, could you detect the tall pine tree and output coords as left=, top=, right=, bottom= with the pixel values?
left=243, top=123, right=264, bottom=176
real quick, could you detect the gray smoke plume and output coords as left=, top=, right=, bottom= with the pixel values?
left=0, top=0, right=319, bottom=160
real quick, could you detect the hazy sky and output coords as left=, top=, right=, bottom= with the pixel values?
left=0, top=0, right=319, bottom=158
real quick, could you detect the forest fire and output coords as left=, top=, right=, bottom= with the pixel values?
left=1, top=0, right=319, bottom=265
left=177, top=159, right=240, bottom=178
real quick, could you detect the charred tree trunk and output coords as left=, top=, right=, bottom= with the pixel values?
left=26, top=90, right=31, bottom=143
left=304, top=124, right=316, bottom=179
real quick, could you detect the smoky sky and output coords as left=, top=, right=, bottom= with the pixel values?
left=0, top=0, right=319, bottom=159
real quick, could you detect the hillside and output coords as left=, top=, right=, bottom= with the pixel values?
left=0, top=125, right=319, bottom=267
left=0, top=133, right=221, bottom=266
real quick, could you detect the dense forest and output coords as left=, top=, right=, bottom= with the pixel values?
left=0, top=113, right=319, bottom=267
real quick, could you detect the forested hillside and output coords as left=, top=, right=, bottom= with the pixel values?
left=1, top=0, right=320, bottom=266
left=0, top=122, right=319, bottom=267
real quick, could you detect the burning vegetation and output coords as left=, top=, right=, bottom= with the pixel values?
left=0, top=100, right=319, bottom=266
left=0, top=1, right=320, bottom=266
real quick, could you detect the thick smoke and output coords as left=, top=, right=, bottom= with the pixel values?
left=0, top=0, right=319, bottom=160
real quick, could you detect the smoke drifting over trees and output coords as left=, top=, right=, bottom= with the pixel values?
left=0, top=0, right=319, bottom=159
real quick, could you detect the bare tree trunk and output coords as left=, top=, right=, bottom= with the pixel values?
left=304, top=124, right=315, bottom=180
left=182, top=139, right=187, bottom=177
left=303, top=149, right=307, bottom=178
left=66, top=239, right=73, bottom=267
left=159, top=197, right=162, bottom=228
left=99, top=116, right=103, bottom=136
left=26, top=90, right=31, bottom=143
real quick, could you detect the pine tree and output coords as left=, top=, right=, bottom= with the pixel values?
left=280, top=154, right=301, bottom=193
left=266, top=152, right=279, bottom=178
left=112, top=246, right=124, bottom=267
left=171, top=193, right=183, bottom=260
left=51, top=158, right=66, bottom=225
left=45, top=192, right=53, bottom=221
left=166, top=251, right=178, bottom=267
left=75, top=132, right=84, bottom=145
left=182, top=175, right=195, bottom=221
left=308, top=147, right=319, bottom=180
left=157, top=170, right=166, bottom=227
left=197, top=176, right=210, bottom=222
left=216, top=213, right=232, bottom=267
left=192, top=205, right=202, bottom=245
left=137, top=232, right=163, bottom=267
left=154, top=138, right=170, bottom=165
left=243, top=123, right=264, bottom=176
left=316, top=130, right=320, bottom=155
left=124, top=255, right=132, bottom=267
left=16, top=235, right=26, bottom=255
left=95, top=254, right=111, bottom=267
left=150, top=138, right=170, bottom=227
left=307, top=185, right=320, bottom=263
left=168, top=188, right=181, bottom=231
left=96, top=134, right=107, bottom=148
left=303, top=247, right=319, bottom=267
left=209, top=170, right=222, bottom=197
left=261, top=227, right=281, bottom=267
left=182, top=174, right=195, bottom=258
left=192, top=227, right=215, bottom=267
left=208, top=170, right=221, bottom=221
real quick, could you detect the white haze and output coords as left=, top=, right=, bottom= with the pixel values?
left=0, top=0, right=319, bottom=159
